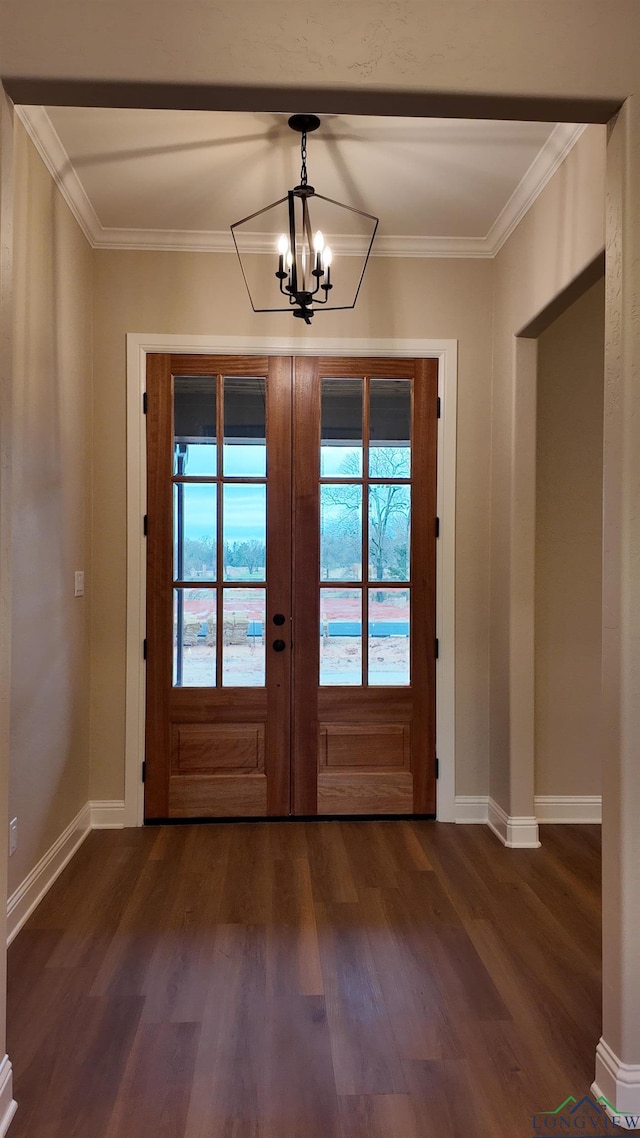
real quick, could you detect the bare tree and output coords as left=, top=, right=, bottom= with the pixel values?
left=323, top=448, right=410, bottom=580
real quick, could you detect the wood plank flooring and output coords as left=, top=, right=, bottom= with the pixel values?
left=7, top=822, right=618, bottom=1137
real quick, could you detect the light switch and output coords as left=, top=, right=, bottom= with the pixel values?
left=74, top=571, right=85, bottom=597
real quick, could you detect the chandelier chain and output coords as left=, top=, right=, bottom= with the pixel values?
left=300, top=131, right=308, bottom=187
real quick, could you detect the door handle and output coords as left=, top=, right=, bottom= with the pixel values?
left=272, top=639, right=287, bottom=652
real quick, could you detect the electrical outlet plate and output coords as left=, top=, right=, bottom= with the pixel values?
left=9, top=818, right=17, bottom=856
left=74, top=571, right=85, bottom=597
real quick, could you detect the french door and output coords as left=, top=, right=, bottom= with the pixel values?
left=144, top=354, right=437, bottom=820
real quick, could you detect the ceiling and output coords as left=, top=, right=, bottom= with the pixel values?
left=17, top=107, right=585, bottom=258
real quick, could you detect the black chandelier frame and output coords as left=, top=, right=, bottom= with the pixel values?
left=230, top=114, right=379, bottom=324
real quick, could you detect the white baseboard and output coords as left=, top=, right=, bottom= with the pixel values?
left=593, top=1038, right=640, bottom=1129
left=455, top=796, right=489, bottom=823
left=0, top=1056, right=17, bottom=1137
left=7, top=799, right=127, bottom=946
left=90, top=800, right=126, bottom=829
left=535, top=794, right=602, bottom=823
left=7, top=802, right=92, bottom=945
left=488, top=797, right=541, bottom=848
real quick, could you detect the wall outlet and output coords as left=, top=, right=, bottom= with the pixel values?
left=74, top=570, right=85, bottom=597
left=9, top=818, right=17, bottom=857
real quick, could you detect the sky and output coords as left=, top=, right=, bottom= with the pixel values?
left=179, top=442, right=365, bottom=542
left=177, top=441, right=409, bottom=543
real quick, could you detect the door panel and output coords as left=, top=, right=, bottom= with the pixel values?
left=145, top=354, right=292, bottom=819
left=292, top=357, right=437, bottom=816
left=145, top=353, right=436, bottom=819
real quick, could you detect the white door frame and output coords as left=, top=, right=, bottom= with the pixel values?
left=124, top=333, right=458, bottom=826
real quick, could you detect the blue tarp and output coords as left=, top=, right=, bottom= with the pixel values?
left=197, top=620, right=409, bottom=639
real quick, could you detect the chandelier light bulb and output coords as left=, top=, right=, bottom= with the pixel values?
left=277, top=233, right=289, bottom=256
left=313, top=230, right=325, bottom=254
left=286, top=250, right=293, bottom=268
left=322, top=245, right=333, bottom=268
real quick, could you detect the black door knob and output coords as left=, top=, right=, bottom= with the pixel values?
left=273, top=613, right=286, bottom=626
left=272, top=639, right=286, bottom=652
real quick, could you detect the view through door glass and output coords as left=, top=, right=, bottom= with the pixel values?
left=173, top=375, right=268, bottom=689
left=319, top=375, right=411, bottom=687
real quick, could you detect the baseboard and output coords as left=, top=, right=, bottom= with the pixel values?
left=7, top=802, right=91, bottom=946
left=535, top=794, right=602, bottom=823
left=488, top=797, right=541, bottom=848
left=455, top=796, right=489, bottom=823
left=456, top=794, right=601, bottom=828
left=593, top=1038, right=640, bottom=1129
left=90, top=800, right=126, bottom=828
left=0, top=1056, right=17, bottom=1137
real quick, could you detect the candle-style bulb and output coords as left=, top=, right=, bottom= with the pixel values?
left=313, top=230, right=325, bottom=254
left=286, top=251, right=293, bottom=268
left=322, top=245, right=333, bottom=269
left=277, top=234, right=289, bottom=257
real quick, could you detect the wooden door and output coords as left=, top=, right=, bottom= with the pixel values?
left=145, top=353, right=437, bottom=819
left=144, top=354, right=292, bottom=819
left=292, top=358, right=437, bottom=815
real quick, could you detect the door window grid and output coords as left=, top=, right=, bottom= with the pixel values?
left=319, top=375, right=412, bottom=687
left=172, top=373, right=268, bottom=688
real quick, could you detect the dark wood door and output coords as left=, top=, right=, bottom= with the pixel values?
left=144, top=354, right=437, bottom=819
left=292, top=358, right=437, bottom=815
left=145, top=354, right=292, bottom=819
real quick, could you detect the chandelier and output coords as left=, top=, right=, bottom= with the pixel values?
left=231, top=115, right=379, bottom=324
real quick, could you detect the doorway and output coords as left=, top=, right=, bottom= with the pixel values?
left=144, top=353, right=437, bottom=819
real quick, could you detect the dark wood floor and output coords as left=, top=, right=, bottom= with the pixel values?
left=8, top=821, right=617, bottom=1137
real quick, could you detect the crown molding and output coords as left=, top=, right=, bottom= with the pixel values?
left=486, top=122, right=587, bottom=255
left=15, top=104, right=103, bottom=246
left=90, top=228, right=492, bottom=258
left=15, top=107, right=586, bottom=260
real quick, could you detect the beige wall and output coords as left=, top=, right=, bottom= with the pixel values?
left=490, top=124, right=606, bottom=813
left=535, top=277, right=604, bottom=798
left=0, top=88, right=14, bottom=1075
left=91, top=250, right=495, bottom=800
left=0, top=2, right=636, bottom=111
left=8, top=122, right=92, bottom=894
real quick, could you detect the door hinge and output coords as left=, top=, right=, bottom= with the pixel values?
left=435, top=758, right=440, bottom=780
left=435, top=638, right=439, bottom=659
left=143, top=638, right=147, bottom=660
left=143, top=391, right=148, bottom=414
left=437, top=395, right=441, bottom=418
left=435, top=516, right=440, bottom=538
left=141, top=760, right=146, bottom=783
left=143, top=514, right=148, bottom=536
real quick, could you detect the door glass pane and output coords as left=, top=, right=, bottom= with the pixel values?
left=223, top=483, right=266, bottom=581
left=368, top=485, right=410, bottom=582
left=320, top=484, right=362, bottom=581
left=369, top=378, right=411, bottom=478
left=222, top=588, right=266, bottom=686
left=173, top=588, right=216, bottom=687
left=174, top=483, right=216, bottom=581
left=321, top=378, right=363, bottom=477
left=368, top=588, right=410, bottom=686
left=320, top=588, right=362, bottom=686
left=174, top=376, right=217, bottom=476
left=223, top=377, right=266, bottom=476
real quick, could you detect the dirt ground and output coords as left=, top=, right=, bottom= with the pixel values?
left=176, top=635, right=409, bottom=686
